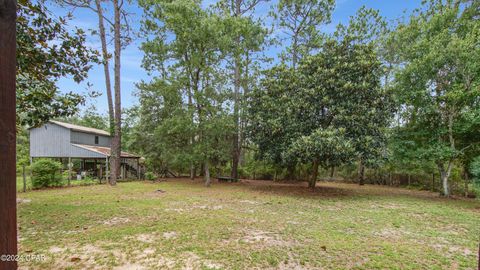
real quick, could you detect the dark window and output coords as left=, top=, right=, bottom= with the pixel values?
left=95, top=136, right=99, bottom=144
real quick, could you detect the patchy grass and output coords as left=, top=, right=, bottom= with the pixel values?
left=17, top=178, right=480, bottom=269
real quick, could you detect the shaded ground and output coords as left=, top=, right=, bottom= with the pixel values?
left=17, top=178, right=480, bottom=269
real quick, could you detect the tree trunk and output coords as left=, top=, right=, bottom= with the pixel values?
left=230, top=0, right=242, bottom=181
left=329, top=166, right=335, bottom=180
left=463, top=169, right=469, bottom=197
left=286, top=165, right=296, bottom=181
left=358, top=160, right=365, bottom=185
left=109, top=0, right=122, bottom=186
left=94, top=0, right=114, bottom=134
left=309, top=160, right=319, bottom=190
left=431, top=173, right=435, bottom=192
left=437, top=161, right=453, bottom=197
left=186, top=74, right=195, bottom=181
left=190, top=164, right=195, bottom=180
left=407, top=174, right=411, bottom=186
left=204, top=160, right=211, bottom=187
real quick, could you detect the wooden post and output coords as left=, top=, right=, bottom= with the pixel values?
left=99, top=163, right=103, bottom=184
left=121, top=159, right=125, bottom=180
left=68, top=157, right=72, bottom=186
left=0, top=0, right=18, bottom=268
left=94, top=158, right=97, bottom=178
left=137, top=158, right=140, bottom=180
left=23, top=165, right=26, bottom=193
left=105, top=157, right=109, bottom=183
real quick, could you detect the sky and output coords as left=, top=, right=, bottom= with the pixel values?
left=51, top=0, right=422, bottom=115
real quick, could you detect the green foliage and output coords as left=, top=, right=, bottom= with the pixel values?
left=271, top=0, right=335, bottom=67
left=17, top=0, right=98, bottom=127
left=388, top=0, right=480, bottom=195
left=62, top=104, right=109, bottom=131
left=31, top=159, right=63, bottom=188
left=16, top=127, right=30, bottom=169
left=249, top=39, right=393, bottom=174
left=285, top=128, right=354, bottom=169
left=138, top=0, right=236, bottom=179
left=470, top=156, right=480, bottom=186
left=145, top=172, right=156, bottom=181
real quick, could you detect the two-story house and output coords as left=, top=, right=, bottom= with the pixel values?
left=30, top=120, right=141, bottom=180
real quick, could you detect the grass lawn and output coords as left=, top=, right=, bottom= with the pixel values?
left=17, top=178, right=480, bottom=269
left=16, top=176, right=101, bottom=192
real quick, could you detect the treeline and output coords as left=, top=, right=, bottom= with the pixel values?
left=24, top=0, right=479, bottom=197
left=125, top=0, right=480, bottom=197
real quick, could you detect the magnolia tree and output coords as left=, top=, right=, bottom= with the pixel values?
left=249, top=39, right=393, bottom=188
left=17, top=0, right=98, bottom=127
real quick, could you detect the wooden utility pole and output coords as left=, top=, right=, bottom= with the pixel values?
left=0, top=0, right=18, bottom=268
left=22, top=165, right=26, bottom=193
left=68, top=157, right=72, bottom=186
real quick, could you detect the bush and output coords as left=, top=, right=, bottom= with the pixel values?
left=31, top=159, right=63, bottom=188
left=470, top=156, right=480, bottom=185
left=145, top=172, right=156, bottom=180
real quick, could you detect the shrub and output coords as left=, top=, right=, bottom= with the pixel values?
left=145, top=172, right=155, bottom=180
left=31, top=159, right=63, bottom=188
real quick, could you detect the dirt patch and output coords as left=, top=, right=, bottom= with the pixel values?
left=48, top=243, right=119, bottom=270
left=48, top=246, right=66, bottom=254
left=113, top=263, right=146, bottom=270
left=238, top=200, right=260, bottom=205
left=163, top=231, right=178, bottom=240
left=17, top=198, right=31, bottom=204
left=103, top=217, right=131, bottom=226
left=166, top=204, right=223, bottom=213
left=373, top=228, right=409, bottom=240
left=136, top=233, right=157, bottom=243
left=193, top=205, right=223, bottom=210
left=240, top=230, right=294, bottom=247
left=180, top=252, right=223, bottom=270
left=182, top=252, right=201, bottom=270
left=370, top=203, right=406, bottom=210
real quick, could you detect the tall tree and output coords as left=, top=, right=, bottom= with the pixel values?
left=55, top=0, right=127, bottom=134
left=216, top=0, right=267, bottom=180
left=271, top=0, right=335, bottom=69
left=94, top=0, right=115, bottom=133
left=390, top=0, right=480, bottom=196
left=334, top=6, right=393, bottom=184
left=54, top=0, right=131, bottom=185
left=139, top=0, right=234, bottom=186
left=249, top=39, right=393, bottom=188
left=109, top=0, right=123, bottom=185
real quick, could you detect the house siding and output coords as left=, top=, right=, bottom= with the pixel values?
left=30, top=123, right=72, bottom=157
left=30, top=122, right=111, bottom=158
left=71, top=131, right=111, bottom=147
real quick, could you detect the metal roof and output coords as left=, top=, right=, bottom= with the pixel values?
left=72, top=144, right=140, bottom=158
left=50, top=120, right=111, bottom=136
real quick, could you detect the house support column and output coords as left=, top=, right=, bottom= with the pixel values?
left=94, top=159, right=97, bottom=179
left=121, top=159, right=125, bottom=180
left=137, top=158, right=140, bottom=180
left=68, top=157, right=72, bottom=186
left=105, top=157, right=109, bottom=183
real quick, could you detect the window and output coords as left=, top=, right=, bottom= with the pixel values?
left=95, top=136, right=99, bottom=144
